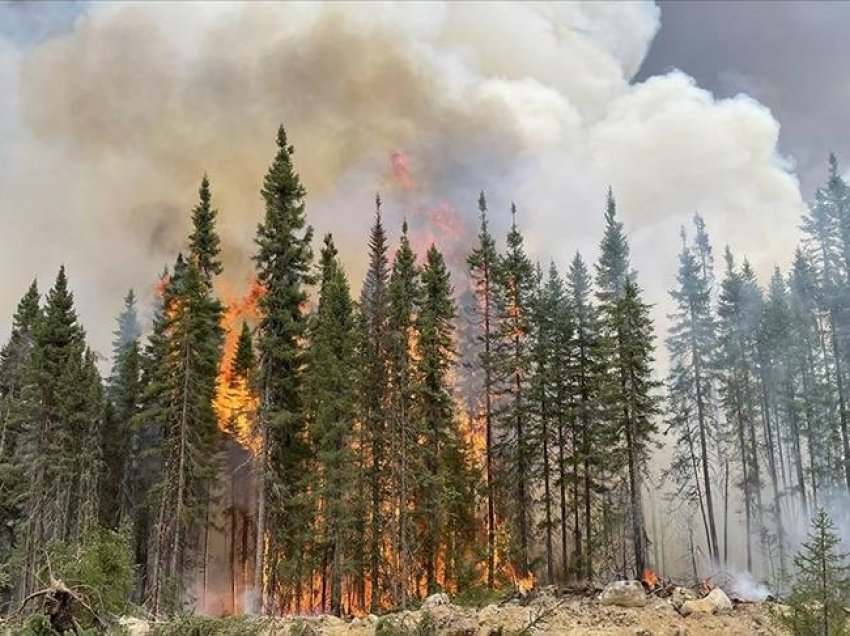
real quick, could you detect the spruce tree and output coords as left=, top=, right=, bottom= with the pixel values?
left=387, top=220, right=420, bottom=605
left=0, top=281, right=41, bottom=576
left=780, top=509, right=850, bottom=636
left=305, top=234, right=358, bottom=616
left=357, top=196, right=391, bottom=611
left=188, top=174, right=223, bottom=284
left=466, top=191, right=500, bottom=587
left=416, top=244, right=456, bottom=594
left=566, top=252, right=597, bottom=580
left=493, top=203, right=536, bottom=577
left=101, top=290, right=143, bottom=529
left=148, top=257, right=223, bottom=613
left=595, top=190, right=659, bottom=577
left=666, top=222, right=720, bottom=564
left=253, top=125, right=314, bottom=613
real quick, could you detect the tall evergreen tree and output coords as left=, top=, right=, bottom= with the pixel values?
left=416, top=244, right=456, bottom=594
left=595, top=190, right=659, bottom=577
left=148, top=257, right=223, bottom=613
left=493, top=203, right=536, bottom=577
left=253, top=125, right=314, bottom=613
left=387, top=220, right=420, bottom=606
left=357, top=196, right=391, bottom=611
left=665, top=222, right=721, bottom=564
left=466, top=191, right=500, bottom=587
left=305, top=234, right=358, bottom=616
left=566, top=252, right=597, bottom=580
left=101, top=290, right=143, bottom=529
left=0, top=281, right=41, bottom=576
left=189, top=174, right=223, bottom=284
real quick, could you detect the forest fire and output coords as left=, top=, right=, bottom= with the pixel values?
left=641, top=568, right=660, bottom=590
left=213, top=279, right=265, bottom=454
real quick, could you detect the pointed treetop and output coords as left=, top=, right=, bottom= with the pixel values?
left=478, top=190, right=487, bottom=214
left=596, top=188, right=630, bottom=301
left=189, top=174, right=222, bottom=282
left=723, top=245, right=735, bottom=272
left=402, top=218, right=409, bottom=236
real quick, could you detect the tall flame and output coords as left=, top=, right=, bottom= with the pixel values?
left=213, top=279, right=265, bottom=454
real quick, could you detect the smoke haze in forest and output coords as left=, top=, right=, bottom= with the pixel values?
left=0, top=1, right=805, bottom=359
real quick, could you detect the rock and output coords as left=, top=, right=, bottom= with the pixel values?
left=680, top=588, right=733, bottom=616
left=668, top=627, right=688, bottom=636
left=635, top=629, right=653, bottom=636
left=600, top=580, right=648, bottom=608
left=118, top=617, right=150, bottom=636
left=423, top=592, right=452, bottom=610
left=670, top=587, right=698, bottom=610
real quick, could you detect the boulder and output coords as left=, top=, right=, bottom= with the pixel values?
left=680, top=588, right=732, bottom=616
left=599, top=580, right=647, bottom=608
left=118, top=617, right=150, bottom=636
left=670, top=587, right=698, bottom=610
left=423, top=592, right=452, bottom=610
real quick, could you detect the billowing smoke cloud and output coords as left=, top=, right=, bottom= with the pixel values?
left=0, top=1, right=805, bottom=374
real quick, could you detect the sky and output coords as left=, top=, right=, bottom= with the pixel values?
left=0, top=0, right=832, bottom=362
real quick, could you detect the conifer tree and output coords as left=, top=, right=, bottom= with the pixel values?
left=416, top=244, right=456, bottom=594
left=14, top=267, right=92, bottom=597
left=148, top=257, right=223, bottom=613
left=101, top=290, right=143, bottom=529
left=493, top=203, right=536, bottom=577
left=305, top=234, right=357, bottom=616
left=595, top=190, right=659, bottom=577
left=566, top=252, right=597, bottom=579
left=357, top=196, right=391, bottom=611
left=666, top=221, right=720, bottom=564
left=466, top=191, right=500, bottom=587
left=253, top=125, right=314, bottom=612
left=780, top=509, right=850, bottom=636
left=0, top=281, right=41, bottom=572
left=189, top=174, right=223, bottom=284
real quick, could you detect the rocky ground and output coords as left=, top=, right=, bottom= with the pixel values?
left=118, top=582, right=785, bottom=635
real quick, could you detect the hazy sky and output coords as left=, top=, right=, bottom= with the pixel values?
left=0, top=1, right=836, bottom=361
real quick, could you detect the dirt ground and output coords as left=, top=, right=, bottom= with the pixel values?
left=133, top=587, right=783, bottom=636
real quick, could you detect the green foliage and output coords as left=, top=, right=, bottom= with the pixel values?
left=777, top=510, right=850, bottom=636
left=46, top=525, right=136, bottom=616
left=375, top=610, right=437, bottom=636
left=151, top=614, right=273, bottom=636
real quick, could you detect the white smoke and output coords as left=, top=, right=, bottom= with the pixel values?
left=0, top=1, right=806, bottom=357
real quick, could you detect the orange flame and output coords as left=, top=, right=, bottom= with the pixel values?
left=213, top=279, right=265, bottom=454
left=642, top=568, right=660, bottom=589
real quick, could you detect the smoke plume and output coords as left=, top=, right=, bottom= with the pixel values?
left=0, top=1, right=806, bottom=361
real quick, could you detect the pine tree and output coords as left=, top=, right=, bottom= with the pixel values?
left=666, top=221, right=720, bottom=564
left=357, top=195, right=391, bottom=611
left=595, top=190, right=659, bottom=577
left=387, top=220, right=420, bottom=606
left=779, top=509, right=850, bottom=636
left=148, top=257, right=223, bottom=613
left=305, top=234, right=358, bottom=616
left=466, top=191, right=500, bottom=587
left=253, top=125, right=314, bottom=613
left=14, top=267, right=93, bottom=597
left=804, top=156, right=850, bottom=492
left=493, top=203, right=536, bottom=577
left=0, top=281, right=41, bottom=575
left=101, top=290, right=143, bottom=529
left=416, top=244, right=456, bottom=594
left=566, top=252, right=597, bottom=580
left=716, top=248, right=765, bottom=573
left=189, top=174, right=223, bottom=284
